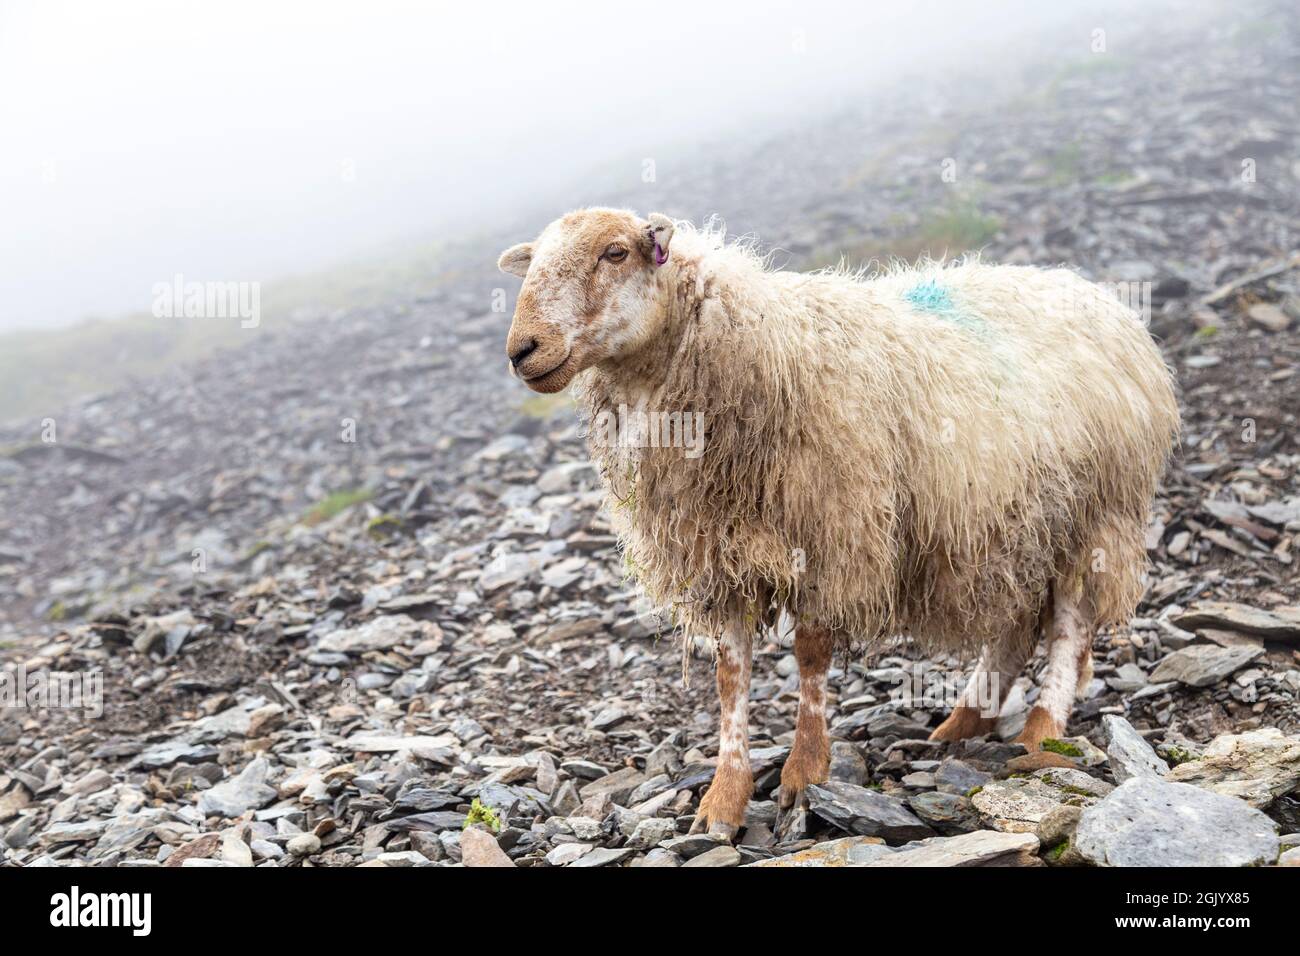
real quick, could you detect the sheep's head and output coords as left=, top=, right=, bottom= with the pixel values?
left=498, top=208, right=675, bottom=393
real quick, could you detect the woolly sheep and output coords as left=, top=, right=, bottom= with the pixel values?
left=498, top=208, right=1179, bottom=837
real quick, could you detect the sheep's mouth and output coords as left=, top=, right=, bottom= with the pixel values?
left=522, top=352, right=574, bottom=392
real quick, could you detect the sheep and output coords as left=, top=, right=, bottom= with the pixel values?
left=498, top=208, right=1180, bottom=838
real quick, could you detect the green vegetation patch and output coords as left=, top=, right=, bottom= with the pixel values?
left=462, top=798, right=502, bottom=833
left=302, top=488, right=373, bottom=526
left=1040, top=738, right=1084, bottom=758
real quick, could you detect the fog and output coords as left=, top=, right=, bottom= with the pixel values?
left=0, top=0, right=1151, bottom=333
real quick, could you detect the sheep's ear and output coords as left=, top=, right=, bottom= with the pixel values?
left=497, top=242, right=534, bottom=277
left=645, top=213, right=674, bottom=266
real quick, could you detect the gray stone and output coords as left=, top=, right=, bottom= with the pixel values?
left=828, top=741, right=868, bottom=785
left=1165, top=728, right=1300, bottom=808
left=250, top=838, right=284, bottom=860
left=559, top=759, right=607, bottom=781
left=745, top=835, right=885, bottom=867
left=63, top=769, right=114, bottom=796
left=1032, top=767, right=1113, bottom=799
left=1147, top=643, right=1263, bottom=687
left=1102, top=714, right=1169, bottom=783
left=39, top=819, right=109, bottom=844
left=907, top=790, right=979, bottom=835
left=682, top=845, right=742, bottom=867
left=627, top=816, right=676, bottom=849
left=536, top=461, right=596, bottom=493
left=1036, top=804, right=1083, bottom=849
left=568, top=846, right=635, bottom=867
left=565, top=816, right=603, bottom=841
left=578, top=767, right=644, bottom=804
left=1107, top=662, right=1148, bottom=693
left=1075, top=777, right=1279, bottom=867
left=316, top=614, right=424, bottom=653
left=197, top=758, right=277, bottom=818
left=805, top=781, right=934, bottom=843
left=384, top=811, right=466, bottom=833
left=660, top=832, right=728, bottom=858
left=934, top=758, right=991, bottom=795
left=343, top=733, right=457, bottom=754
left=478, top=552, right=546, bottom=592
left=286, top=833, right=321, bottom=856
left=545, top=842, right=593, bottom=866
left=221, top=833, right=254, bottom=867
left=130, top=740, right=219, bottom=771
left=1171, top=602, right=1300, bottom=641
left=970, top=771, right=1108, bottom=833
left=639, top=847, right=681, bottom=867
left=854, top=829, right=1041, bottom=867
left=588, top=705, right=629, bottom=731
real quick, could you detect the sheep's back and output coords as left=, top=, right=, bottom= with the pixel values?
left=782, top=262, right=1178, bottom=648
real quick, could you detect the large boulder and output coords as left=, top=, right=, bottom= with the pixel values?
left=1165, top=728, right=1300, bottom=808
left=1075, top=776, right=1278, bottom=867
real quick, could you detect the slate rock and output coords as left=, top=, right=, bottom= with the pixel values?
left=934, top=758, right=992, bottom=795
left=853, top=829, right=1041, bottom=867
left=569, top=846, right=635, bottom=867
left=1102, top=714, right=1169, bottom=783
left=578, top=767, right=644, bottom=805
left=316, top=615, right=424, bottom=654
left=1171, top=602, right=1300, bottom=641
left=1075, top=777, right=1278, bottom=867
left=907, top=790, right=980, bottom=835
left=545, top=842, right=594, bottom=866
left=1165, top=728, right=1300, bottom=808
left=197, top=758, right=277, bottom=818
left=745, top=835, right=885, bottom=867
left=970, top=770, right=1109, bottom=833
left=805, top=781, right=934, bottom=843
left=1147, top=644, right=1262, bottom=687
left=681, top=845, right=742, bottom=867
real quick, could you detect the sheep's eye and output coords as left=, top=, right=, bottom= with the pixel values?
left=603, top=245, right=628, bottom=263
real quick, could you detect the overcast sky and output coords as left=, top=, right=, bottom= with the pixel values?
left=0, top=0, right=1165, bottom=332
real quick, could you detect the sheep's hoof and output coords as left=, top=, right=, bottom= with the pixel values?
left=928, top=705, right=998, bottom=743
left=775, top=783, right=811, bottom=812
left=1015, top=706, right=1064, bottom=752
left=688, top=814, right=738, bottom=841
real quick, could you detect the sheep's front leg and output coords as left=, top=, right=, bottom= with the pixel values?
left=691, top=628, right=753, bottom=839
left=777, top=623, right=832, bottom=809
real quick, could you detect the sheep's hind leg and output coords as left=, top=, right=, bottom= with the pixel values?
left=776, top=623, right=833, bottom=810
left=1017, top=579, right=1094, bottom=751
left=929, top=628, right=1033, bottom=742
left=691, top=628, right=754, bottom=840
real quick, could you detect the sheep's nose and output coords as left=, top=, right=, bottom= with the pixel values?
left=509, top=338, right=538, bottom=368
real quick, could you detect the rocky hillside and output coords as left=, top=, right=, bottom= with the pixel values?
left=1, top=1, right=1299, bottom=868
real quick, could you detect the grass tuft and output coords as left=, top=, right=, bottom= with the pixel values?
left=302, top=488, right=373, bottom=526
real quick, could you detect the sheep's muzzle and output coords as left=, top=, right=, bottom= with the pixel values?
left=505, top=324, right=575, bottom=393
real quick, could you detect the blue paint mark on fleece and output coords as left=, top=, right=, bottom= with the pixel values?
left=904, top=279, right=987, bottom=336
left=904, top=278, right=954, bottom=313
